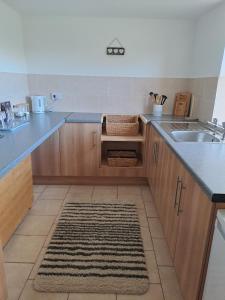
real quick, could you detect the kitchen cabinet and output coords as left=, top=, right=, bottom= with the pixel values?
left=32, top=130, right=60, bottom=176
left=147, top=126, right=214, bottom=300
left=146, top=126, right=161, bottom=199
left=174, top=171, right=213, bottom=300
left=60, top=123, right=101, bottom=176
left=0, top=156, right=33, bottom=246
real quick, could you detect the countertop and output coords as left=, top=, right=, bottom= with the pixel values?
left=1, top=111, right=225, bottom=202
left=152, top=121, right=225, bottom=202
left=0, top=112, right=70, bottom=178
left=66, top=112, right=103, bottom=123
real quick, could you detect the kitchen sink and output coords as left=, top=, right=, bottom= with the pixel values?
left=170, top=130, right=220, bottom=143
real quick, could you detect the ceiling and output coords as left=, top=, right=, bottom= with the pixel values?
left=3, top=0, right=224, bottom=19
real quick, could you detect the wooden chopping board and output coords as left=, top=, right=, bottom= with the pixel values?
left=173, top=92, right=192, bottom=117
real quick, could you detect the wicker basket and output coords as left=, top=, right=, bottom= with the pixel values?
left=107, top=150, right=138, bottom=167
left=106, top=115, right=139, bottom=136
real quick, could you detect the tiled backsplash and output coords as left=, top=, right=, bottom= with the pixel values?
left=27, top=74, right=190, bottom=114
left=189, top=77, right=218, bottom=122
left=0, top=72, right=219, bottom=121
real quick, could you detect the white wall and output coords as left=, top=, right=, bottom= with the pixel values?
left=189, top=2, right=225, bottom=122
left=192, top=2, right=225, bottom=77
left=23, top=16, right=195, bottom=78
left=0, top=0, right=27, bottom=73
left=0, top=0, right=28, bottom=103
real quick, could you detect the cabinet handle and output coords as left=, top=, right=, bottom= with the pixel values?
left=177, top=182, right=186, bottom=216
left=92, top=132, right=97, bottom=148
left=152, top=143, right=156, bottom=163
left=174, top=176, right=182, bottom=208
left=153, top=142, right=159, bottom=164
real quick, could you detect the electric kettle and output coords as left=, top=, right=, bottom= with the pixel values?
left=31, top=96, right=46, bottom=113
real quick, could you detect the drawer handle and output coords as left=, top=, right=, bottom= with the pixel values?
left=177, top=182, right=186, bottom=216
left=153, top=142, right=159, bottom=164
left=174, top=176, right=181, bottom=208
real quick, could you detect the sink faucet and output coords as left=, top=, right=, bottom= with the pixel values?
left=212, top=118, right=218, bottom=135
left=222, top=122, right=225, bottom=140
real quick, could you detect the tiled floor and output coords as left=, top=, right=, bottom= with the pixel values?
left=3, top=185, right=183, bottom=300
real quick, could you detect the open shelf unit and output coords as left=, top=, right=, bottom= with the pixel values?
left=100, top=115, right=146, bottom=173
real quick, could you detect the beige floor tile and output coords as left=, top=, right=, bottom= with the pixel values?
left=47, top=185, right=70, bottom=189
left=153, top=239, right=173, bottom=266
left=29, top=248, right=46, bottom=280
left=44, top=223, right=56, bottom=247
left=148, top=218, right=164, bottom=238
left=141, top=186, right=153, bottom=202
left=40, top=187, right=69, bottom=200
left=15, top=215, right=55, bottom=236
left=92, top=187, right=118, bottom=201
left=117, top=195, right=145, bottom=209
left=145, top=201, right=158, bottom=218
left=159, top=266, right=183, bottom=300
left=19, top=280, right=68, bottom=300
left=118, top=185, right=142, bottom=195
left=141, top=227, right=153, bottom=250
left=33, top=185, right=47, bottom=193
left=5, top=263, right=33, bottom=300
left=138, top=209, right=149, bottom=228
left=117, top=283, right=164, bottom=300
left=4, top=235, right=45, bottom=263
left=145, top=251, right=160, bottom=284
left=29, top=199, right=63, bottom=216
left=69, top=185, right=94, bottom=193
left=33, top=193, right=41, bottom=203
left=69, top=293, right=116, bottom=300
left=65, top=193, right=93, bottom=202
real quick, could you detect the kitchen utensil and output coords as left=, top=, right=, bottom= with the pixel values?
left=162, top=95, right=168, bottom=105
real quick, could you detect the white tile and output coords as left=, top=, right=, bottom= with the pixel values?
left=4, top=235, right=45, bottom=263
left=5, top=263, right=33, bottom=300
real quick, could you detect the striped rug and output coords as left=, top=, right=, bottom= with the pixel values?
left=34, top=202, right=149, bottom=294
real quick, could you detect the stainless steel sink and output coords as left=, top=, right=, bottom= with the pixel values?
left=170, top=130, right=220, bottom=143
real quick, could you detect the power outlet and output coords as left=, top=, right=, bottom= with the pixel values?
left=50, top=92, right=63, bottom=102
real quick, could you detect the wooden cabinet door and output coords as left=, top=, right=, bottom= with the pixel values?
left=161, top=147, right=185, bottom=259
left=147, top=126, right=164, bottom=202
left=174, top=171, right=213, bottom=300
left=32, top=130, right=60, bottom=176
left=60, top=123, right=100, bottom=176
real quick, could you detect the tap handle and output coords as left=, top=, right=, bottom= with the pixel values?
left=213, top=118, right=218, bottom=125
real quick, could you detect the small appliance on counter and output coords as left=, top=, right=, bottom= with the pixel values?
left=31, top=95, right=47, bottom=113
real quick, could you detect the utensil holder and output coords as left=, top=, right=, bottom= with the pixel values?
left=153, top=104, right=163, bottom=117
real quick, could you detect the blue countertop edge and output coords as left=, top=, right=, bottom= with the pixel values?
left=66, top=112, right=103, bottom=123
left=0, top=112, right=71, bottom=178
left=150, top=121, right=225, bottom=203
left=0, top=119, right=65, bottom=178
